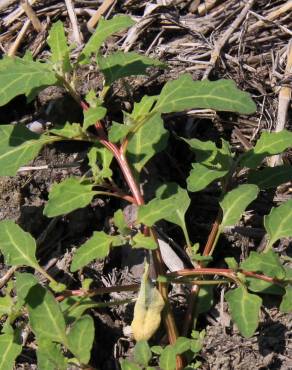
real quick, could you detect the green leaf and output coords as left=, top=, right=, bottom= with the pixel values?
left=98, top=51, right=165, bottom=85
left=60, top=296, right=100, bottom=324
left=26, top=283, right=67, bottom=344
left=0, top=221, right=40, bottom=269
left=240, top=251, right=285, bottom=279
left=240, top=130, right=292, bottom=168
left=264, top=199, right=292, bottom=249
left=87, top=146, right=113, bottom=181
left=0, top=332, right=22, bottom=370
left=83, top=106, right=107, bottom=130
left=220, top=184, right=259, bottom=228
left=15, top=272, right=39, bottom=309
left=225, top=257, right=238, bottom=270
left=154, top=75, right=256, bottom=115
left=197, top=286, right=214, bottom=314
left=47, top=21, right=71, bottom=73
left=71, top=231, right=119, bottom=272
left=138, top=183, right=190, bottom=232
left=113, top=209, right=131, bottom=235
left=130, top=95, right=158, bottom=121
left=0, top=296, right=13, bottom=318
left=159, top=345, right=176, bottom=370
left=132, top=233, right=157, bottom=250
left=280, top=286, right=292, bottom=313
left=248, top=165, right=292, bottom=189
left=37, top=340, right=67, bottom=370
left=108, top=121, right=131, bottom=143
left=246, top=277, right=285, bottom=295
left=134, top=341, right=152, bottom=367
left=43, top=177, right=97, bottom=217
left=0, top=125, right=60, bottom=176
left=120, top=359, right=141, bottom=370
left=127, top=114, right=169, bottom=173
left=225, top=286, right=262, bottom=338
left=151, top=345, right=163, bottom=355
left=173, top=337, right=191, bottom=354
left=187, top=163, right=227, bottom=192
left=80, top=15, right=134, bottom=63
left=68, top=315, right=94, bottom=364
left=50, top=122, right=83, bottom=138
left=182, top=137, right=217, bottom=163
left=0, top=56, right=57, bottom=106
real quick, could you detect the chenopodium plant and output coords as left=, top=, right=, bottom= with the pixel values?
left=0, top=14, right=291, bottom=370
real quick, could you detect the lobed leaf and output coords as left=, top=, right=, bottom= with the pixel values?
left=80, top=15, right=134, bottom=63
left=0, top=125, right=60, bottom=176
left=26, top=283, right=67, bottom=344
left=71, top=231, right=120, bottom=272
left=0, top=57, right=57, bottom=106
left=0, top=220, right=40, bottom=269
left=225, top=286, right=262, bottom=338
left=43, top=177, right=97, bottom=217
left=154, top=75, right=256, bottom=115
left=68, top=315, right=94, bottom=364
left=240, top=130, right=292, bottom=168
left=264, top=199, right=292, bottom=249
left=220, top=184, right=259, bottom=228
left=248, top=165, right=292, bottom=189
left=240, top=250, right=286, bottom=279
left=131, top=263, right=165, bottom=341
left=47, top=21, right=71, bottom=73
left=98, top=51, right=165, bottom=85
left=127, top=114, right=169, bottom=173
left=0, top=332, right=22, bottom=370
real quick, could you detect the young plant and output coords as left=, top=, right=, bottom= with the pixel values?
left=0, top=15, right=291, bottom=370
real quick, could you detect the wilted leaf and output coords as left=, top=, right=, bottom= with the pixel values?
left=68, top=315, right=94, bottom=364
left=80, top=15, right=134, bottom=63
left=0, top=57, right=57, bottom=106
left=134, top=341, right=152, bottom=367
left=154, top=75, right=256, bottom=115
left=225, top=286, right=262, bottom=337
left=43, top=177, right=97, bottom=217
left=131, top=263, right=165, bottom=341
left=280, top=286, right=292, bottom=313
left=264, top=199, right=292, bottom=249
left=240, top=130, right=292, bottom=168
left=71, top=231, right=119, bottom=272
left=47, top=21, right=71, bottom=73
left=240, top=250, right=286, bottom=279
left=127, top=114, right=169, bottom=173
left=220, top=184, right=259, bottom=228
left=0, top=125, right=60, bottom=176
left=26, top=283, right=67, bottom=344
left=248, top=165, right=292, bottom=189
left=98, top=51, right=165, bottom=85
left=0, top=220, right=40, bottom=269
left=83, top=106, right=107, bottom=130
left=0, top=332, right=22, bottom=370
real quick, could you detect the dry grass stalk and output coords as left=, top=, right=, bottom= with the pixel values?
left=21, top=0, right=42, bottom=32
left=3, top=0, right=37, bottom=26
left=198, top=0, right=220, bottom=15
left=268, top=39, right=292, bottom=167
left=87, top=0, right=115, bottom=32
left=64, top=0, right=83, bottom=45
left=0, top=0, right=17, bottom=11
left=7, top=18, right=31, bottom=56
left=203, top=0, right=255, bottom=79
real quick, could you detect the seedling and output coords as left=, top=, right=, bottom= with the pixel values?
left=0, top=16, right=291, bottom=370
